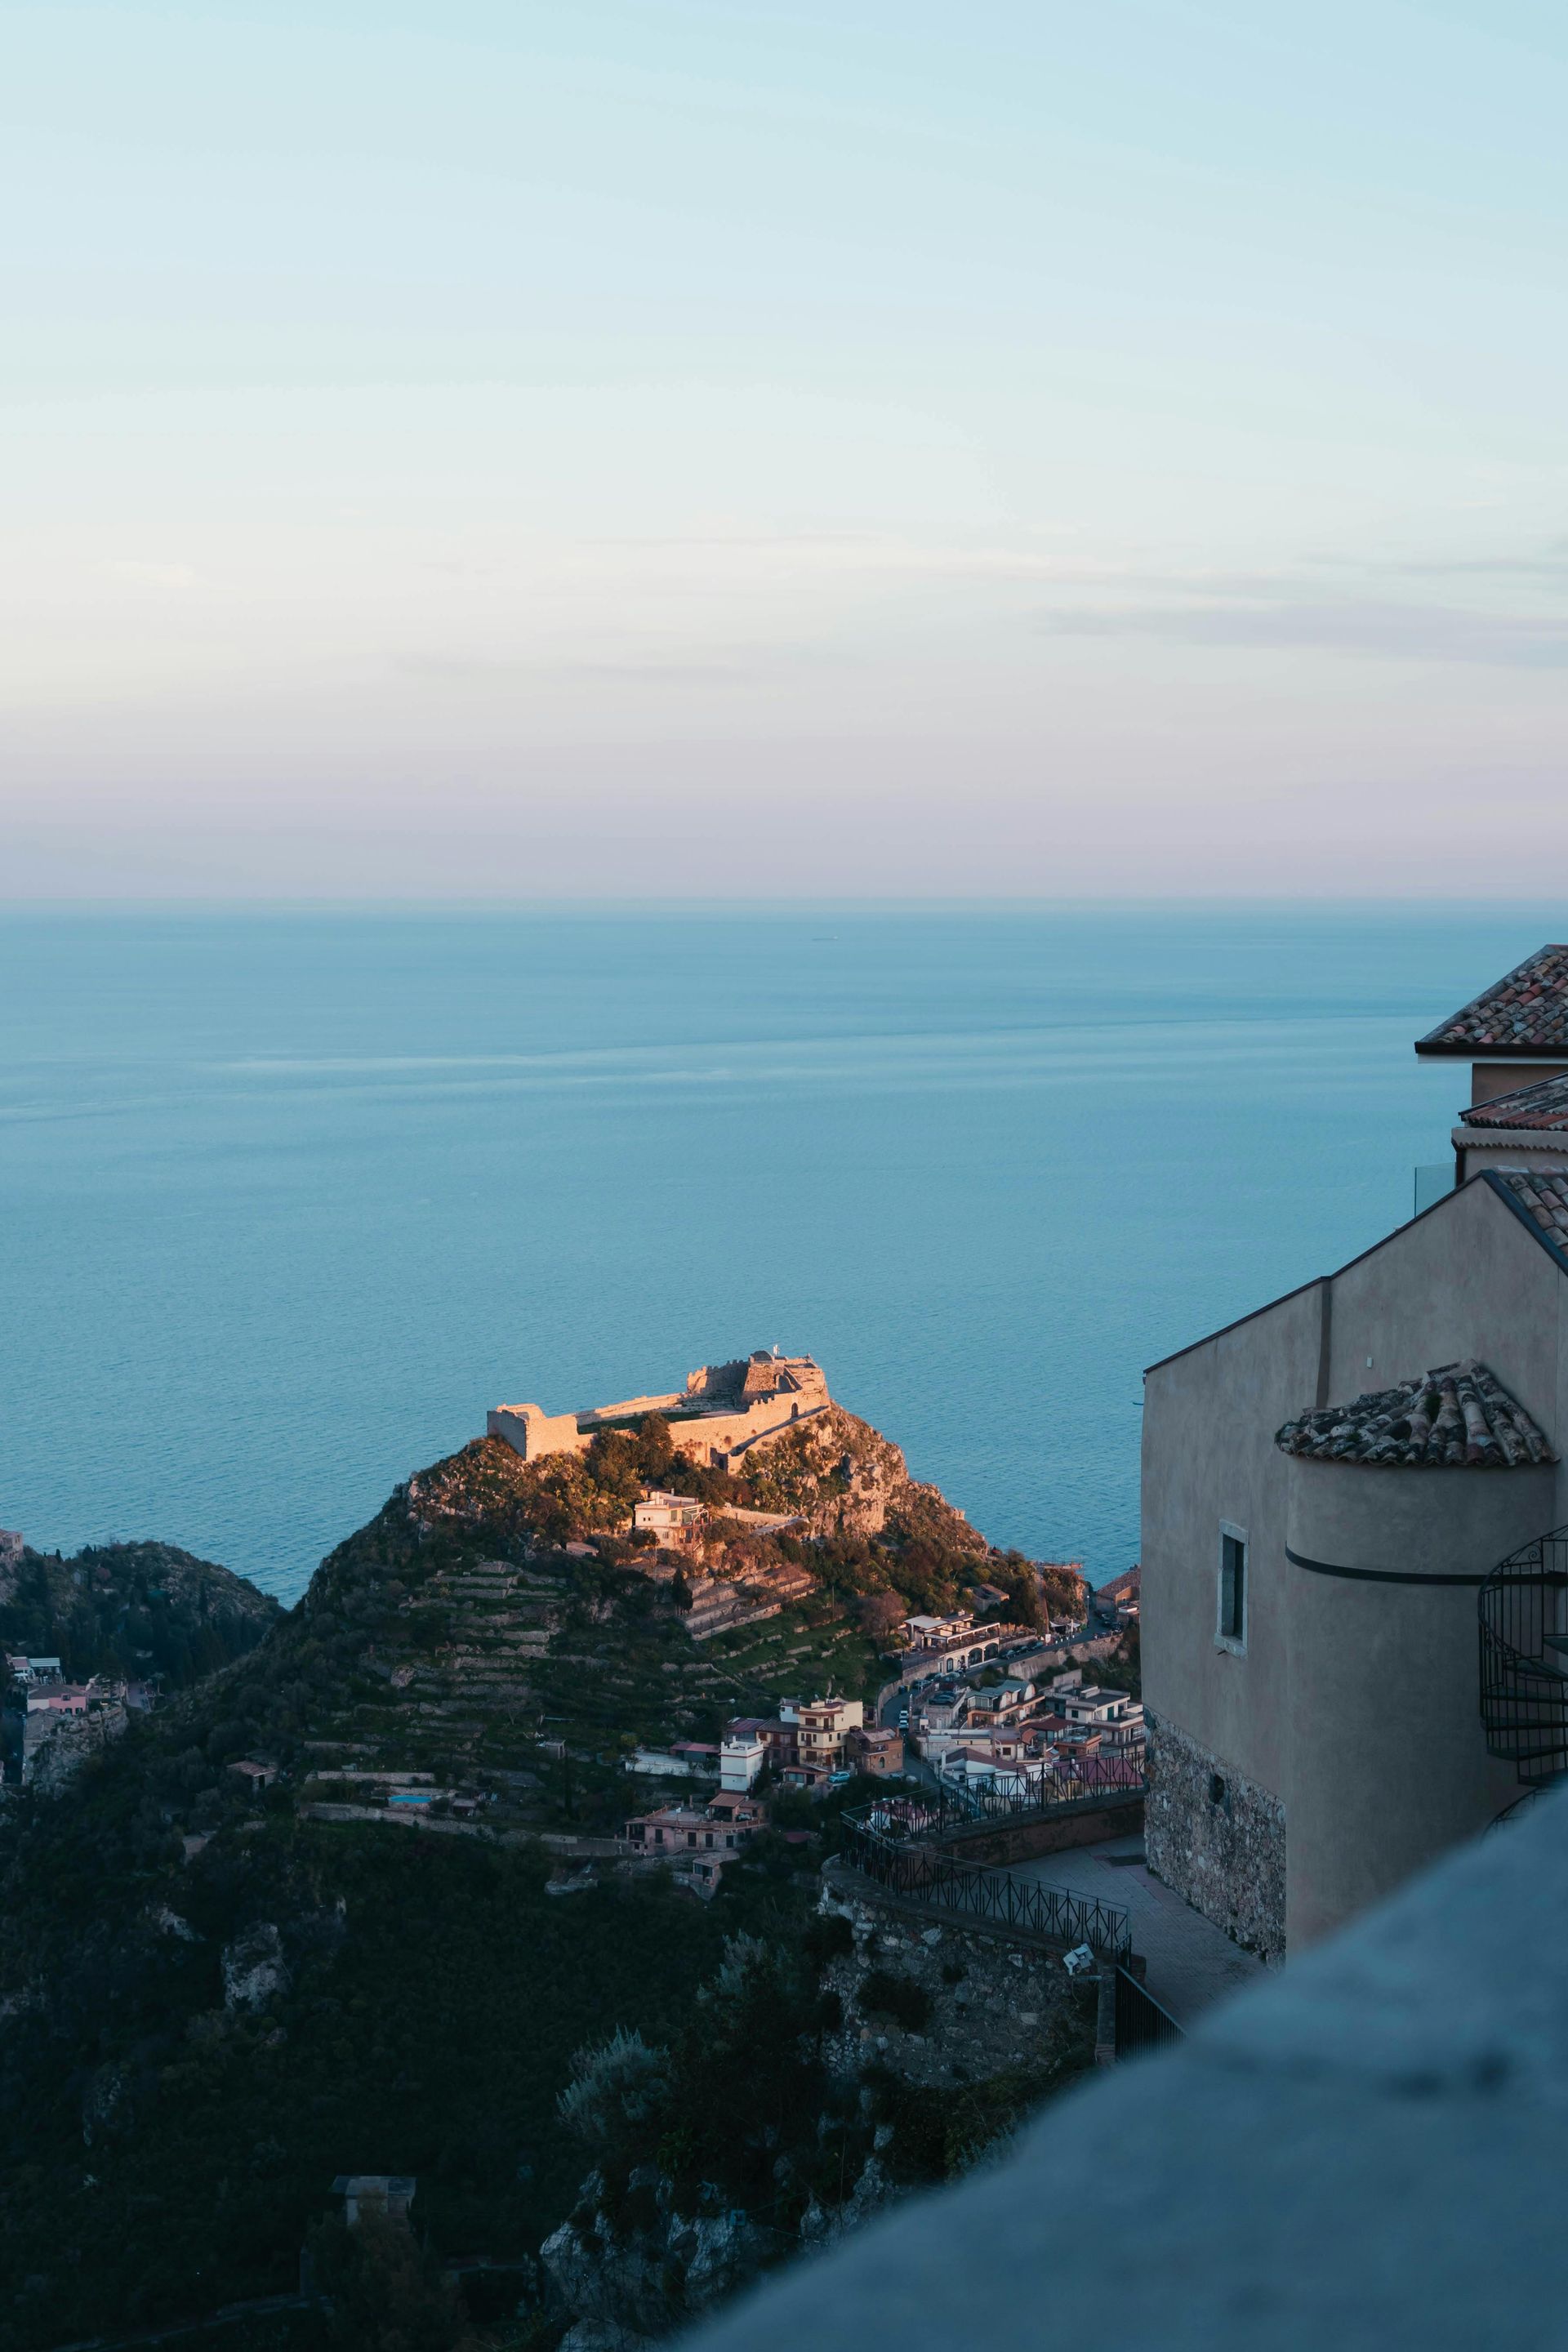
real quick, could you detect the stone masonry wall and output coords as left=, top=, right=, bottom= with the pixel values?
left=817, top=1866, right=1088, bottom=2090
left=1144, top=1710, right=1285, bottom=1962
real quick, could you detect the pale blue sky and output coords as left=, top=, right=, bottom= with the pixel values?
left=4, top=1, right=1566, bottom=896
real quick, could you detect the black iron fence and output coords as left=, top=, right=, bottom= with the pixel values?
left=924, top=1752, right=1147, bottom=1833
left=840, top=1810, right=1132, bottom=1959
left=1479, top=1526, right=1568, bottom=1784
left=1113, top=1964, right=1183, bottom=2056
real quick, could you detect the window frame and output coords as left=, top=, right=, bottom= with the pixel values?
left=1216, top=1521, right=1249, bottom=1655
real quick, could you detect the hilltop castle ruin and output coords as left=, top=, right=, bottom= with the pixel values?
left=487, top=1350, right=830, bottom=1472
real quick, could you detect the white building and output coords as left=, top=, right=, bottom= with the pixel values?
left=902, top=1612, right=974, bottom=1650
left=634, top=1490, right=706, bottom=1537
left=5, top=1655, right=62, bottom=1686
left=1058, top=1686, right=1146, bottom=1748
left=719, top=1731, right=766, bottom=1792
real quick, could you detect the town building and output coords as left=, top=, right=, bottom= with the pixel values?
left=725, top=1713, right=800, bottom=1774
left=964, top=1676, right=1037, bottom=1726
left=621, top=1788, right=766, bottom=1891
left=902, top=1612, right=974, bottom=1650
left=938, top=1747, right=1053, bottom=1801
left=1094, top=1566, right=1141, bottom=1618
left=1143, top=943, right=1568, bottom=1962
left=845, top=1724, right=904, bottom=1775
left=5, top=1655, right=62, bottom=1686
left=719, top=1730, right=767, bottom=1791
left=625, top=1740, right=723, bottom=1780
left=1058, top=1686, right=1146, bottom=1748
left=25, top=1682, right=92, bottom=1717
left=895, top=1622, right=1023, bottom=1684
left=792, top=1695, right=865, bottom=1782
left=488, top=1349, right=830, bottom=1472
left=634, top=1490, right=706, bottom=1539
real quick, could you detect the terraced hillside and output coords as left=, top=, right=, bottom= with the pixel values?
left=270, top=1416, right=974, bottom=1840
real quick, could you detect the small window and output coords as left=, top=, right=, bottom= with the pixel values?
left=1208, top=1772, right=1227, bottom=1808
left=1218, top=1524, right=1248, bottom=1652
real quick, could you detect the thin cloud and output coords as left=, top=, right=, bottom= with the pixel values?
left=1042, top=594, right=1568, bottom=667
left=392, top=652, right=767, bottom=684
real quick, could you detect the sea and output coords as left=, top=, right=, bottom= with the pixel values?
left=2, top=902, right=1557, bottom=1606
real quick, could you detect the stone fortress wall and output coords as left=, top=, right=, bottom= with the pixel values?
left=488, top=1349, right=831, bottom=1472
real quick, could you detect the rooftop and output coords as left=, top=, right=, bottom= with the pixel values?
left=1415, top=942, right=1568, bottom=1058
left=1276, top=1359, right=1555, bottom=1469
left=1493, top=1166, right=1568, bottom=1257
left=1460, top=1073, right=1568, bottom=1132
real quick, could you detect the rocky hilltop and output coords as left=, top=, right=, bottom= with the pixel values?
left=740, top=1402, right=987, bottom=1550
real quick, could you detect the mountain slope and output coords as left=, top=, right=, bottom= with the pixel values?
left=0, top=1417, right=1065, bottom=2350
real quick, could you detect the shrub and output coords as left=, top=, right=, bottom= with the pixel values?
left=558, top=2026, right=672, bottom=2149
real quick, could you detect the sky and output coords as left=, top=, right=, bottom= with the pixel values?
left=3, top=0, right=1566, bottom=899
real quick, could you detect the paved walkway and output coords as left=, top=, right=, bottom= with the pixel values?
left=1008, top=1834, right=1266, bottom=2025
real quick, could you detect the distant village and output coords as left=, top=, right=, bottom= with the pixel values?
left=617, top=1568, right=1142, bottom=1903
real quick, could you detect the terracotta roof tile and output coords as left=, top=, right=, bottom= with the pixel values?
left=1494, top=1168, right=1568, bottom=1255
left=1460, top=1075, right=1568, bottom=1132
left=1417, top=945, right=1568, bottom=1055
left=1276, top=1359, right=1554, bottom=1468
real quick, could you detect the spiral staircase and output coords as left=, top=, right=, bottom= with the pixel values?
left=1478, top=1523, right=1568, bottom=1784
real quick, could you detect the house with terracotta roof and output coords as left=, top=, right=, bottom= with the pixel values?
left=1143, top=947, right=1568, bottom=1965
left=1414, top=941, right=1568, bottom=1099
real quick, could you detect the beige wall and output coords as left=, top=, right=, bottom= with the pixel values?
left=487, top=1404, right=590, bottom=1461
left=1143, top=1276, right=1322, bottom=1813
left=488, top=1370, right=831, bottom=1469
left=1143, top=1175, right=1568, bottom=1954
left=1471, top=1059, right=1568, bottom=1105
left=1455, top=1134, right=1568, bottom=1184
left=1283, top=1451, right=1552, bottom=1947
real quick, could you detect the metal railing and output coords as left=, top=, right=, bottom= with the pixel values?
left=1479, top=1526, right=1568, bottom=1784
left=927, top=1752, right=1147, bottom=1832
left=840, top=1810, right=1132, bottom=1960
left=1112, top=1963, right=1183, bottom=2056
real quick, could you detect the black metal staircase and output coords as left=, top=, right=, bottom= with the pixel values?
left=1479, top=1524, right=1568, bottom=1783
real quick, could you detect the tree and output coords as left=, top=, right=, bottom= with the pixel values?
left=310, top=2213, right=470, bottom=2352
left=857, top=1591, right=906, bottom=1647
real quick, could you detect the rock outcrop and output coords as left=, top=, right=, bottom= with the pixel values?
left=743, top=1405, right=985, bottom=1553
left=541, top=2174, right=780, bottom=2345
left=21, top=1699, right=128, bottom=1795
left=220, top=1922, right=290, bottom=2011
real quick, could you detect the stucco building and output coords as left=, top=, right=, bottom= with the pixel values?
left=1143, top=943, right=1568, bottom=1961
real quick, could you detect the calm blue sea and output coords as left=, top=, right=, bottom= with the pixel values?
left=1, top=904, right=1557, bottom=1603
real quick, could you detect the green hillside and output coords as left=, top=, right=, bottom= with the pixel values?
left=0, top=1418, right=1072, bottom=2351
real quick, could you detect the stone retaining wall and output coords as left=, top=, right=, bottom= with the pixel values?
left=817, top=1868, right=1089, bottom=2089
